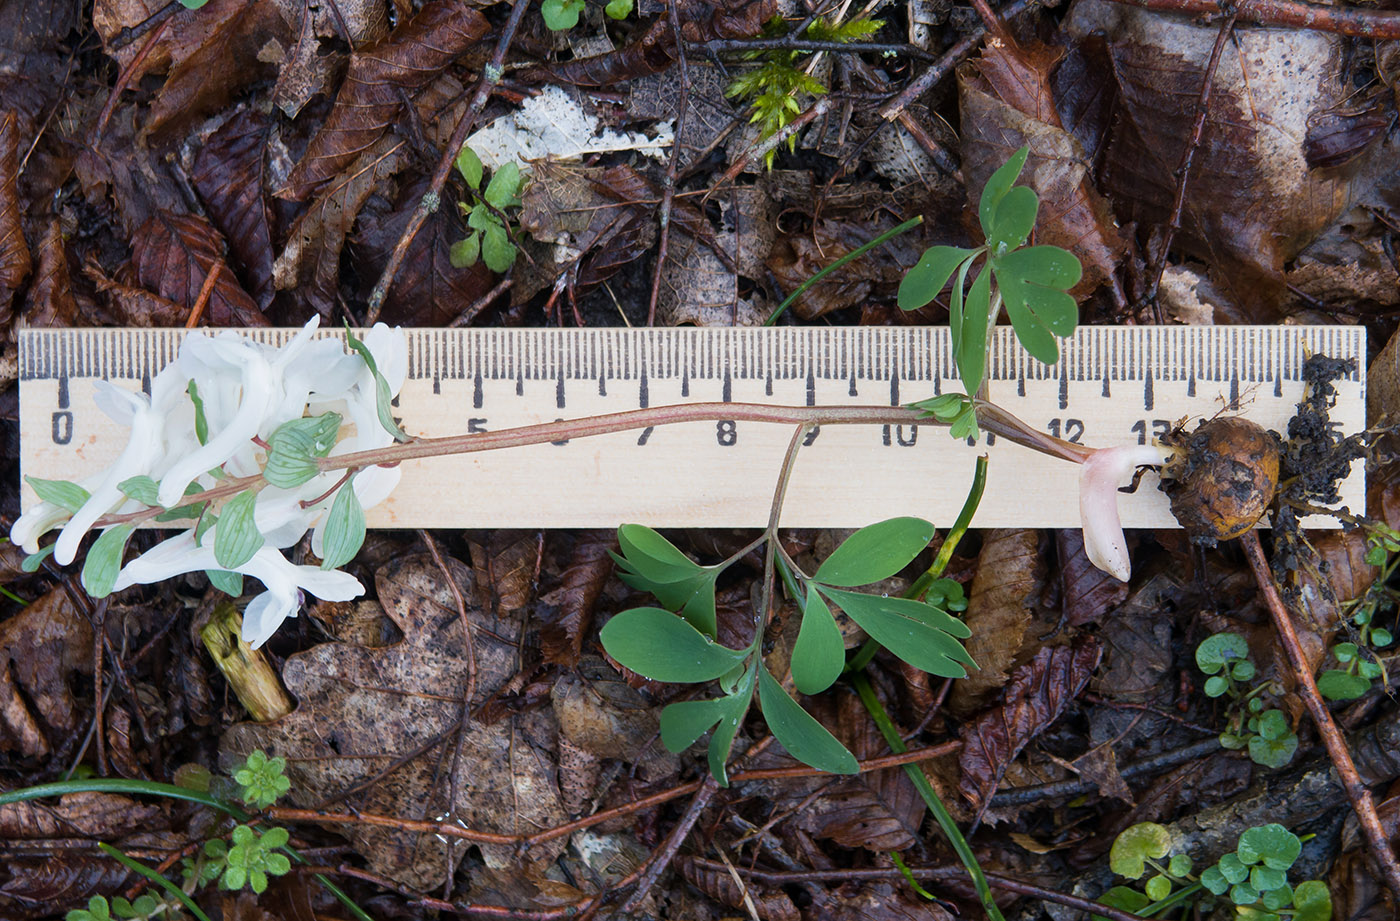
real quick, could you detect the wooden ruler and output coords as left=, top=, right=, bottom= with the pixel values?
left=17, top=326, right=1366, bottom=528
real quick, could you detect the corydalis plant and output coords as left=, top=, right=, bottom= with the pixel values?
left=13, top=319, right=408, bottom=648
left=601, top=519, right=972, bottom=783
left=899, top=147, right=1081, bottom=437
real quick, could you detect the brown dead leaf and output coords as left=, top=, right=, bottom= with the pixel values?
left=0, top=857, right=128, bottom=910
left=22, top=217, right=78, bottom=327
left=1091, top=575, right=1175, bottom=705
left=551, top=659, right=675, bottom=780
left=1056, top=528, right=1130, bottom=627
left=792, top=690, right=925, bottom=852
left=354, top=178, right=496, bottom=326
left=659, top=185, right=773, bottom=326
left=278, top=1, right=489, bottom=201
left=223, top=553, right=568, bottom=891
left=958, top=639, right=1101, bottom=811
left=678, top=857, right=800, bottom=921
left=143, top=3, right=287, bottom=146
left=192, top=110, right=277, bottom=310
left=958, top=35, right=1129, bottom=301
left=0, top=791, right=160, bottom=840
left=767, top=218, right=920, bottom=320
left=0, top=110, right=29, bottom=323
left=536, top=530, right=616, bottom=667
left=0, top=589, right=93, bottom=758
left=131, top=211, right=266, bottom=327
left=949, top=528, right=1043, bottom=717
left=467, top=530, right=539, bottom=615
left=83, top=255, right=187, bottom=327
left=828, top=880, right=955, bottom=921
left=92, top=0, right=247, bottom=79
left=1063, top=1, right=1355, bottom=302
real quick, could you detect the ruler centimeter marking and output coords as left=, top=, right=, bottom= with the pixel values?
left=18, top=326, right=1365, bottom=529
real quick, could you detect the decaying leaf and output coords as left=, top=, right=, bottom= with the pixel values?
left=958, top=639, right=1102, bottom=812
left=92, top=0, right=247, bottom=79
left=767, top=218, right=921, bottom=320
left=83, top=254, right=187, bottom=327
left=659, top=185, right=773, bottom=326
left=0, top=589, right=94, bottom=759
left=958, top=33, right=1129, bottom=301
left=678, top=856, right=800, bottom=921
left=0, top=110, right=29, bottom=323
left=949, top=528, right=1043, bottom=716
left=1056, top=528, right=1130, bottom=626
left=192, top=110, right=277, bottom=310
left=536, top=530, right=616, bottom=667
left=0, top=790, right=160, bottom=840
left=21, top=216, right=75, bottom=327
left=130, top=211, right=266, bottom=327
left=551, top=660, right=675, bottom=780
left=467, top=530, right=540, bottom=615
left=223, top=553, right=568, bottom=891
left=0, top=856, right=130, bottom=910
left=1063, top=0, right=1356, bottom=301
left=278, top=1, right=489, bottom=201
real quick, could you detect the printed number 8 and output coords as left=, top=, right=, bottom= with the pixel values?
left=716, top=420, right=737, bottom=446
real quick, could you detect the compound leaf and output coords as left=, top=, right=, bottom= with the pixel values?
left=600, top=607, right=747, bottom=683
left=813, top=517, right=934, bottom=587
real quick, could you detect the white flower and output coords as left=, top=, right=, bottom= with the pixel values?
left=1079, top=444, right=1177, bottom=582
left=113, top=531, right=363, bottom=648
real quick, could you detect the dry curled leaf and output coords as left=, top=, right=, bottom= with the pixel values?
left=83, top=255, right=187, bottom=327
left=192, top=109, right=277, bottom=310
left=224, top=553, right=568, bottom=892
left=958, top=639, right=1102, bottom=811
left=0, top=589, right=93, bottom=759
left=949, top=528, right=1043, bottom=717
left=677, top=856, right=800, bottom=921
left=0, top=791, right=160, bottom=840
left=130, top=211, right=266, bottom=327
left=1056, top=528, right=1130, bottom=627
left=278, top=1, right=488, bottom=201
left=21, top=216, right=77, bottom=327
left=467, top=530, right=539, bottom=615
left=0, top=110, right=31, bottom=323
left=536, top=530, right=616, bottom=667
left=0, top=857, right=129, bottom=910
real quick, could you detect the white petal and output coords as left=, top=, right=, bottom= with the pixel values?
left=242, top=590, right=296, bottom=649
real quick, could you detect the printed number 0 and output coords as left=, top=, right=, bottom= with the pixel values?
left=716, top=420, right=737, bottom=446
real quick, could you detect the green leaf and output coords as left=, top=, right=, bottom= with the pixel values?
left=22, top=545, right=55, bottom=572
left=813, top=517, right=934, bottom=586
left=1001, top=286, right=1061, bottom=366
left=1108, top=822, right=1171, bottom=879
left=978, top=146, right=1029, bottom=243
left=1260, top=883, right=1293, bottom=911
left=1232, top=660, right=1257, bottom=681
left=817, top=587, right=973, bottom=677
left=660, top=697, right=731, bottom=751
left=946, top=253, right=974, bottom=391
left=195, top=509, right=218, bottom=546
left=600, top=608, right=747, bottom=682
left=264, top=413, right=342, bottom=488
left=450, top=233, right=480, bottom=269
left=345, top=328, right=410, bottom=443
left=25, top=476, right=90, bottom=514
left=82, top=525, right=135, bottom=598
left=993, top=244, right=1082, bottom=289
left=1371, top=627, right=1392, bottom=647
left=988, top=185, right=1038, bottom=251
left=1219, top=852, right=1248, bottom=882
left=1291, top=880, right=1332, bottom=921
left=994, top=246, right=1081, bottom=339
left=455, top=146, right=483, bottom=189
left=617, top=525, right=703, bottom=580
left=207, top=570, right=244, bottom=597
left=179, top=0, right=210, bottom=8
left=896, top=246, right=976, bottom=311
left=467, top=202, right=494, bottom=232
left=791, top=589, right=845, bottom=695
left=1334, top=642, right=1358, bottom=662
left=911, top=393, right=969, bottom=422
left=1231, top=881, right=1261, bottom=905
left=1144, top=874, right=1172, bottom=901
left=1248, top=731, right=1298, bottom=769
left=118, top=475, right=161, bottom=507
left=214, top=490, right=264, bottom=570
left=541, top=0, right=584, bottom=31
left=1196, top=632, right=1250, bottom=674
left=957, top=264, right=992, bottom=396
left=707, top=680, right=752, bottom=785
left=1093, top=887, right=1150, bottom=921
left=1256, top=709, right=1290, bottom=741
left=604, top=0, right=633, bottom=19
left=481, top=223, right=517, bottom=273
left=1168, top=853, right=1192, bottom=877
left=1204, top=675, right=1230, bottom=697
left=1251, top=865, right=1287, bottom=892
left=320, top=480, right=366, bottom=570
left=188, top=380, right=209, bottom=446
left=757, top=666, right=857, bottom=774
left=484, top=161, right=522, bottom=209
left=1201, top=864, right=1229, bottom=895
left=1238, top=824, right=1301, bottom=870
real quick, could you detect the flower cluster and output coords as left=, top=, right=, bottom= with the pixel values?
left=12, top=319, right=408, bottom=647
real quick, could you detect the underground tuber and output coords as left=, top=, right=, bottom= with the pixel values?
left=1164, top=417, right=1281, bottom=544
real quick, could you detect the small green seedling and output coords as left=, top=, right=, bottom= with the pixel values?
left=725, top=15, right=883, bottom=168
left=600, top=518, right=971, bottom=784
left=899, top=147, right=1081, bottom=439
left=1195, top=632, right=1298, bottom=769
left=1317, top=525, right=1397, bottom=701
left=202, top=825, right=292, bottom=894
left=234, top=748, right=292, bottom=809
left=452, top=147, right=524, bottom=274
left=542, top=0, right=632, bottom=30
left=1099, top=822, right=1331, bottom=921
left=66, top=894, right=177, bottom=921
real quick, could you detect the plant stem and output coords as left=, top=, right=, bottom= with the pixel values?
left=98, top=843, right=213, bottom=921
left=852, top=672, right=1005, bottom=921
left=763, top=216, right=924, bottom=326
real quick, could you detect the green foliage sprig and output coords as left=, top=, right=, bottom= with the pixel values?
left=725, top=15, right=883, bottom=169
left=542, top=0, right=632, bottom=31
left=1100, top=821, right=1331, bottom=921
left=1317, top=525, right=1397, bottom=701
left=600, top=518, right=972, bottom=784
left=1195, top=633, right=1298, bottom=769
left=452, top=147, right=524, bottom=274
left=898, top=147, right=1081, bottom=438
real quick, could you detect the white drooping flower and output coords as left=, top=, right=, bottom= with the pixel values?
left=13, top=317, right=408, bottom=648
left=1078, top=444, right=1177, bottom=582
left=112, top=531, right=364, bottom=648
